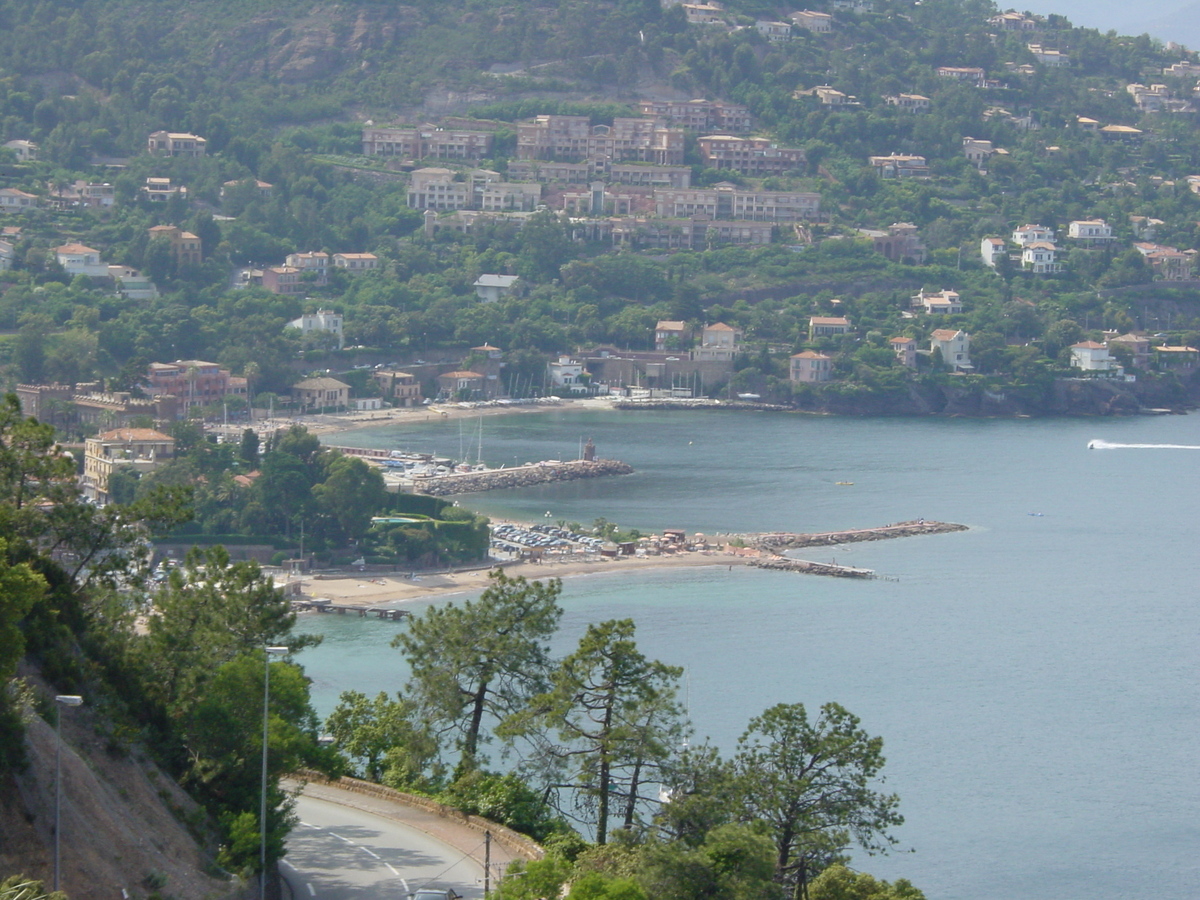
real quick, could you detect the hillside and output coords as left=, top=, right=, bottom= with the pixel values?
left=1, top=0, right=1200, bottom=414
left=2, top=675, right=232, bottom=900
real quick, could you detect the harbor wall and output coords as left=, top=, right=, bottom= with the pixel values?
left=411, top=458, right=633, bottom=496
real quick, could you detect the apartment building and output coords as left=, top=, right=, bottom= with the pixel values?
left=362, top=125, right=494, bottom=160
left=83, top=429, right=176, bottom=503
left=407, top=168, right=541, bottom=211
left=517, top=116, right=685, bottom=165
left=653, top=184, right=820, bottom=221
left=696, top=135, right=806, bottom=175
left=508, top=159, right=692, bottom=188
left=637, top=99, right=752, bottom=132
left=145, top=360, right=244, bottom=412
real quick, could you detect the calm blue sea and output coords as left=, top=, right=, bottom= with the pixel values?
left=299, top=410, right=1200, bottom=899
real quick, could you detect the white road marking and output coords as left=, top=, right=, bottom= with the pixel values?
left=387, top=864, right=399, bottom=876
left=332, top=833, right=352, bottom=843
left=401, top=878, right=410, bottom=893
left=306, top=884, right=315, bottom=896
left=363, top=849, right=380, bottom=859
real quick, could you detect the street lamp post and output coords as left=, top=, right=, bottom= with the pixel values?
left=54, top=694, right=83, bottom=893
left=261, top=647, right=289, bottom=900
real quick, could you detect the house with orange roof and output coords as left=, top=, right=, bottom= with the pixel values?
left=930, top=329, right=972, bottom=371
left=790, top=350, right=832, bottom=383
left=655, top=320, right=691, bottom=350
left=1070, top=341, right=1117, bottom=372
left=889, top=336, right=918, bottom=368
left=0, top=187, right=39, bottom=211
left=693, top=322, right=742, bottom=361
left=55, top=243, right=107, bottom=277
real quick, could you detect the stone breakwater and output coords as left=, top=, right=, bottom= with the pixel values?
left=752, top=520, right=967, bottom=552
left=612, top=399, right=789, bottom=412
left=411, top=458, right=634, bottom=496
left=749, top=557, right=876, bottom=578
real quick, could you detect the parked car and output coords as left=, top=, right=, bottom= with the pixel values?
left=409, top=890, right=461, bottom=900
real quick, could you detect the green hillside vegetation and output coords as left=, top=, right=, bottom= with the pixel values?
left=1, top=0, right=1200, bottom=411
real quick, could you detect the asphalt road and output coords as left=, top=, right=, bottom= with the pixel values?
left=283, top=793, right=488, bottom=900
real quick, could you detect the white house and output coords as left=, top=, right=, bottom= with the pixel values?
left=0, top=239, right=13, bottom=272
left=0, top=188, right=38, bottom=212
left=981, top=237, right=1007, bottom=267
left=1067, top=219, right=1114, bottom=242
left=790, top=10, right=833, bottom=32
left=474, top=274, right=520, bottom=303
left=55, top=243, right=107, bottom=277
left=1012, top=224, right=1055, bottom=246
left=1070, top=341, right=1116, bottom=372
left=2, top=139, right=38, bottom=161
left=755, top=20, right=791, bottom=41
left=885, top=94, right=931, bottom=113
left=931, top=329, right=972, bottom=371
left=548, top=356, right=590, bottom=393
left=287, top=309, right=344, bottom=349
left=913, top=289, right=962, bottom=315
left=1021, top=242, right=1062, bottom=274
left=108, top=265, right=158, bottom=300
left=962, top=137, right=995, bottom=166
left=1027, top=43, right=1069, bottom=67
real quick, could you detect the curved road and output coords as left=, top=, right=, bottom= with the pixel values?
left=283, top=792, right=489, bottom=900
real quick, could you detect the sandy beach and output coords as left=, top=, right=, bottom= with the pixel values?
left=294, top=547, right=756, bottom=609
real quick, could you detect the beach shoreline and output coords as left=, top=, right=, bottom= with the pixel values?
left=290, top=547, right=755, bottom=610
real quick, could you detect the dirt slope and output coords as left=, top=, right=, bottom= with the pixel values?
left=1, top=710, right=239, bottom=900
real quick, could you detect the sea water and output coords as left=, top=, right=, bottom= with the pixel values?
left=298, top=411, right=1200, bottom=900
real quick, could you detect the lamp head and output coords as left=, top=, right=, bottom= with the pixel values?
left=265, top=646, right=289, bottom=655
left=55, top=695, right=83, bottom=707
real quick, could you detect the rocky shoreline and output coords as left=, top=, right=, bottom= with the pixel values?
left=410, top=458, right=634, bottom=496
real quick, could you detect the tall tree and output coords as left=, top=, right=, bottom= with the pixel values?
left=393, top=569, right=562, bottom=771
left=312, top=456, right=386, bottom=543
left=731, top=703, right=903, bottom=897
left=324, top=689, right=438, bottom=785
left=501, top=618, right=684, bottom=844
left=183, top=651, right=335, bottom=874
left=135, top=545, right=312, bottom=716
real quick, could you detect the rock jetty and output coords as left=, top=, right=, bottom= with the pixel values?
left=749, top=557, right=875, bottom=578
left=752, top=520, right=966, bottom=552
left=612, top=399, right=789, bottom=412
left=412, top=459, right=634, bottom=496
